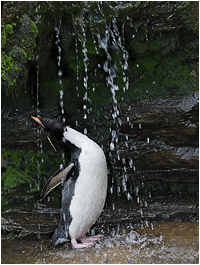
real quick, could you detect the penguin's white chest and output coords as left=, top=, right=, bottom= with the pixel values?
left=67, top=136, right=108, bottom=240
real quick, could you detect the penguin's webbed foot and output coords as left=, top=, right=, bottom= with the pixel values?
left=80, top=234, right=102, bottom=243
left=71, top=238, right=92, bottom=249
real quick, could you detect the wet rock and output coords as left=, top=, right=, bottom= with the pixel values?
left=110, top=93, right=199, bottom=183
left=1, top=9, right=38, bottom=97
left=1, top=203, right=60, bottom=240
left=1, top=1, right=198, bottom=197
left=1, top=197, right=198, bottom=241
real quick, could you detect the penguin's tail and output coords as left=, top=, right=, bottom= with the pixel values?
left=51, top=226, right=70, bottom=247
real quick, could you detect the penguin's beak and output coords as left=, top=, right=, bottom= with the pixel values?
left=31, top=115, right=45, bottom=128
left=31, top=115, right=57, bottom=152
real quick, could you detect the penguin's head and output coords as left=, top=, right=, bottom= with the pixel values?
left=31, top=115, right=64, bottom=143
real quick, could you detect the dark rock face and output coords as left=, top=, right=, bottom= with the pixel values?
left=110, top=93, right=199, bottom=183
left=1, top=1, right=199, bottom=197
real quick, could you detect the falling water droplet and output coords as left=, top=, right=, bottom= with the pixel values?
left=110, top=142, right=115, bottom=151
left=127, top=192, right=132, bottom=201
left=129, top=158, right=133, bottom=168
left=110, top=185, right=113, bottom=194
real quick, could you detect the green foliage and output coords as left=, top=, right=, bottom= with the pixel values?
left=2, top=149, right=33, bottom=191
left=2, top=166, right=32, bottom=190
left=1, top=15, right=38, bottom=97
left=19, top=15, right=38, bottom=60
left=1, top=148, right=67, bottom=193
left=142, top=58, right=158, bottom=73
left=1, top=23, right=15, bottom=47
left=1, top=23, right=16, bottom=91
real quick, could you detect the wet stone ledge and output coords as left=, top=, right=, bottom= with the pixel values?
left=108, top=92, right=199, bottom=183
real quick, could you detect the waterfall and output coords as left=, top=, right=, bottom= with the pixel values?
left=55, top=22, right=65, bottom=124
left=55, top=21, right=65, bottom=167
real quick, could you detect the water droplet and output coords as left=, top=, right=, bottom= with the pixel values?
left=140, top=208, right=143, bottom=217
left=122, top=158, right=126, bottom=165
left=110, top=142, right=115, bottom=151
left=127, top=192, right=132, bottom=200
left=129, top=158, right=133, bottom=168
left=118, top=185, right=121, bottom=195
left=136, top=186, right=139, bottom=196
left=110, top=185, right=113, bottom=194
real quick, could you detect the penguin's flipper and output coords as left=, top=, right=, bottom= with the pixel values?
left=40, top=162, right=74, bottom=200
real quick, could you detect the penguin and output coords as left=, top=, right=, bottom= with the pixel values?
left=31, top=115, right=108, bottom=249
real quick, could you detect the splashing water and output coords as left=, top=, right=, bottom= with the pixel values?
left=55, top=22, right=65, bottom=124
left=81, top=21, right=90, bottom=134
left=36, top=55, right=40, bottom=115
left=34, top=52, right=44, bottom=191
left=55, top=22, right=65, bottom=167
left=53, top=9, right=146, bottom=208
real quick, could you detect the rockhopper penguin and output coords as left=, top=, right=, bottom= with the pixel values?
left=31, top=115, right=108, bottom=248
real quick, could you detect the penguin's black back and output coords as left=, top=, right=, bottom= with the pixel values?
left=51, top=159, right=80, bottom=245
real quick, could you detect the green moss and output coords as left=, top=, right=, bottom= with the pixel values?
left=1, top=14, right=38, bottom=97
left=2, top=166, right=32, bottom=190
left=1, top=147, right=68, bottom=193
left=19, top=15, right=38, bottom=60
left=142, top=58, right=158, bottom=73
left=147, top=39, right=161, bottom=52
left=1, top=23, right=16, bottom=93
left=130, top=40, right=148, bottom=54
left=1, top=23, right=15, bottom=47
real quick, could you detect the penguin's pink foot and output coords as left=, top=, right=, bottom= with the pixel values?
left=80, top=234, right=102, bottom=243
left=71, top=238, right=92, bottom=249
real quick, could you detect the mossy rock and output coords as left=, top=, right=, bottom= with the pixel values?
left=142, top=57, right=158, bottom=73
left=147, top=38, right=161, bottom=52
left=1, top=14, right=38, bottom=97
left=130, top=40, right=148, bottom=54
left=1, top=147, right=67, bottom=193
left=19, top=14, right=38, bottom=60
